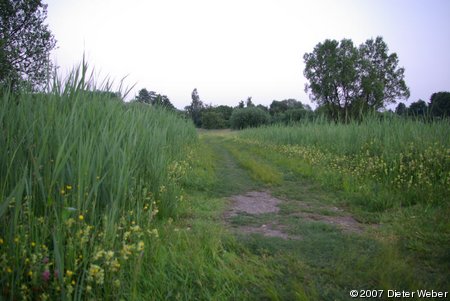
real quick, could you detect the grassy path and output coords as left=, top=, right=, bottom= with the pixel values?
left=196, top=130, right=443, bottom=300
left=202, top=134, right=260, bottom=197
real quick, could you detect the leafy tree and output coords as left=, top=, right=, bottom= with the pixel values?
left=153, top=94, right=175, bottom=110
left=199, top=105, right=233, bottom=129
left=215, top=105, right=233, bottom=121
left=429, top=92, right=450, bottom=118
left=269, top=100, right=289, bottom=116
left=269, top=99, right=303, bottom=116
left=237, top=100, right=245, bottom=109
left=185, top=88, right=204, bottom=127
left=408, top=99, right=428, bottom=117
left=256, top=104, right=269, bottom=112
left=135, top=88, right=175, bottom=109
left=230, top=107, right=270, bottom=129
left=304, top=37, right=409, bottom=122
left=246, top=96, right=254, bottom=107
left=135, top=88, right=153, bottom=103
left=0, top=0, right=56, bottom=90
left=395, top=102, right=407, bottom=116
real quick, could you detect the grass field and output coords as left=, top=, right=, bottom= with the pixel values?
left=1, top=70, right=449, bottom=300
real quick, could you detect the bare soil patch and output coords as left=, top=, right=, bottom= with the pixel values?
left=226, top=191, right=281, bottom=217
left=224, top=190, right=367, bottom=239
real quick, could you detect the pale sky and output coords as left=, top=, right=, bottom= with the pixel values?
left=45, top=0, right=450, bottom=109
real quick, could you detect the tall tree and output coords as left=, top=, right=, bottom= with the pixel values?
left=246, top=96, right=254, bottom=107
left=185, top=88, right=204, bottom=127
left=0, top=0, right=56, bottom=90
left=303, top=37, right=409, bottom=122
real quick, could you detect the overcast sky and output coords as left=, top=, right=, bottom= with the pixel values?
left=45, top=0, right=450, bottom=109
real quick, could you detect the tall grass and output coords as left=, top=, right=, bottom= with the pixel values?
left=239, top=117, right=450, bottom=158
left=237, top=118, right=450, bottom=208
left=235, top=118, right=450, bottom=280
left=0, top=66, right=197, bottom=300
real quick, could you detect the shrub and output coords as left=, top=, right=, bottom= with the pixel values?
left=201, top=111, right=227, bottom=129
left=230, top=107, right=270, bottom=129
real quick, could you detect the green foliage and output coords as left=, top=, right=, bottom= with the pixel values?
left=395, top=102, right=407, bottom=116
left=430, top=91, right=450, bottom=117
left=0, top=0, right=56, bottom=90
left=200, top=105, right=233, bottom=129
left=0, top=66, right=197, bottom=300
left=408, top=99, right=429, bottom=117
left=185, top=88, right=204, bottom=127
left=269, top=99, right=303, bottom=116
left=230, top=107, right=270, bottom=129
left=134, top=88, right=175, bottom=109
left=201, top=111, right=227, bottom=129
left=304, top=37, right=409, bottom=122
left=237, top=118, right=450, bottom=209
left=232, top=120, right=449, bottom=292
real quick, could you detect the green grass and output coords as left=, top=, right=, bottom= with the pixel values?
left=231, top=121, right=449, bottom=294
left=0, top=65, right=199, bottom=300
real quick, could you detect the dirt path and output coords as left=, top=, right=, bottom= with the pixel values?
left=203, top=133, right=368, bottom=241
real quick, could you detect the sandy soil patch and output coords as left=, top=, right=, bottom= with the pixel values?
left=224, top=190, right=366, bottom=239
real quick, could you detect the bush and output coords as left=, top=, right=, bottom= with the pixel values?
left=230, top=107, right=270, bottom=129
left=201, top=111, right=227, bottom=129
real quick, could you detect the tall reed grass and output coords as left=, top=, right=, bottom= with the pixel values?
left=237, top=118, right=449, bottom=208
left=235, top=118, right=449, bottom=277
left=0, top=65, right=197, bottom=300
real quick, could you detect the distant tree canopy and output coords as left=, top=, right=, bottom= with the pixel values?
left=269, top=99, right=304, bottom=116
left=246, top=96, right=254, bottom=107
left=408, top=99, right=428, bottom=117
left=395, top=102, right=407, bottom=116
left=230, top=107, right=270, bottom=129
left=430, top=92, right=450, bottom=118
left=135, top=88, right=175, bottom=109
left=268, top=99, right=313, bottom=124
left=394, top=92, right=450, bottom=119
left=304, top=36, right=409, bottom=122
left=185, top=88, right=204, bottom=127
left=0, top=0, right=56, bottom=90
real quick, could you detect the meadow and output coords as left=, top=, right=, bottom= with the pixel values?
left=234, top=118, right=449, bottom=291
left=1, top=67, right=449, bottom=300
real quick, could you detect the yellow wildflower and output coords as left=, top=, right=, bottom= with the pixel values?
left=137, top=241, right=145, bottom=251
left=78, top=215, right=84, bottom=221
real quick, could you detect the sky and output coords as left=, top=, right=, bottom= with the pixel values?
left=45, top=0, right=450, bottom=109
